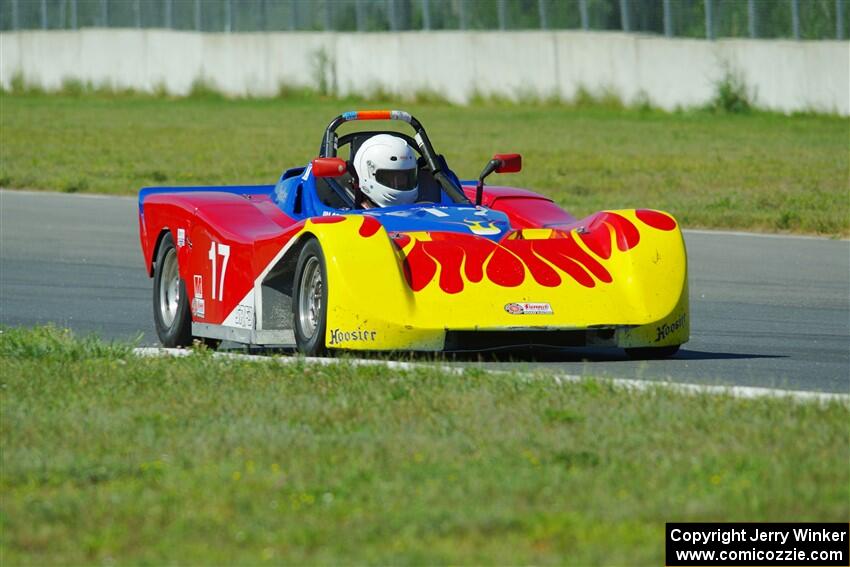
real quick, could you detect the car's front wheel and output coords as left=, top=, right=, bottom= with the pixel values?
left=152, top=231, right=193, bottom=347
left=624, top=345, right=680, bottom=359
left=292, top=239, right=328, bottom=356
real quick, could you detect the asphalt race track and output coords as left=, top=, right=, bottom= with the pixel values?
left=2, top=190, right=848, bottom=394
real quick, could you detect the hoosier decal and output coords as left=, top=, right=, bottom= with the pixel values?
left=656, top=313, right=687, bottom=342
left=329, top=329, right=377, bottom=345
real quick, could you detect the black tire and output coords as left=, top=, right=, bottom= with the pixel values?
left=292, top=239, right=328, bottom=356
left=152, top=232, right=193, bottom=347
left=625, top=345, right=680, bottom=360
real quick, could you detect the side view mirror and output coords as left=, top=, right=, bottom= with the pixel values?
left=493, top=153, right=522, bottom=173
left=475, top=153, right=522, bottom=206
left=311, top=157, right=347, bottom=178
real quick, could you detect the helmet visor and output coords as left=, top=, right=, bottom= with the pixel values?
left=375, top=168, right=417, bottom=191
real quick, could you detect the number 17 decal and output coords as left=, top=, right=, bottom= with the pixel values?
left=208, top=241, right=230, bottom=300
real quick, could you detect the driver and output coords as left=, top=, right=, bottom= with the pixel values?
left=352, top=134, right=418, bottom=207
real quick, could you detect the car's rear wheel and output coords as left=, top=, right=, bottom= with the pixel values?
left=292, top=239, right=328, bottom=356
left=153, top=232, right=193, bottom=347
left=624, top=345, right=680, bottom=359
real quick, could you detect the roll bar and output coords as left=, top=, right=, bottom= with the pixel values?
left=319, top=110, right=441, bottom=181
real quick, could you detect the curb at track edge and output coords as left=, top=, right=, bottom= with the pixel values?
left=133, top=347, right=850, bottom=405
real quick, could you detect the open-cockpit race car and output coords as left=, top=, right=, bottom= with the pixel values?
left=138, top=110, right=689, bottom=358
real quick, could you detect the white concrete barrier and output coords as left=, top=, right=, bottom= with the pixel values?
left=1, top=29, right=847, bottom=115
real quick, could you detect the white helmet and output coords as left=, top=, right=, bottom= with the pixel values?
left=353, top=134, right=418, bottom=207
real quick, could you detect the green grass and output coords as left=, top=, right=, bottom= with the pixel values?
left=0, top=90, right=847, bottom=234
left=1, top=326, right=848, bottom=565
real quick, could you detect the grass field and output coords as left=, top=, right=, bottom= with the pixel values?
left=1, top=326, right=848, bottom=565
left=0, top=91, right=847, bottom=235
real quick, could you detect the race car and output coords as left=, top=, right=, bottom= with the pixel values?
left=138, top=110, right=689, bottom=358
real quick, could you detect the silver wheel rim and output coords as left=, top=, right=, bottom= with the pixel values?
left=298, top=256, right=323, bottom=339
left=159, top=248, right=180, bottom=328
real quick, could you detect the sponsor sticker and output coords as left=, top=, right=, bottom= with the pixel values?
left=222, top=290, right=255, bottom=330
left=230, top=305, right=254, bottom=329
left=504, top=302, right=554, bottom=315
left=177, top=228, right=185, bottom=247
left=193, top=275, right=203, bottom=299
left=191, top=297, right=205, bottom=318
